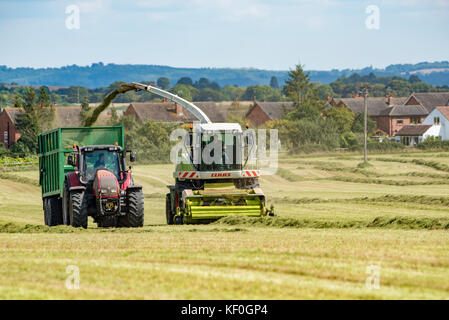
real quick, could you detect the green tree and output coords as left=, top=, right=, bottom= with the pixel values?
left=285, top=101, right=321, bottom=121
left=157, top=77, right=171, bottom=90
left=195, top=88, right=224, bottom=102
left=283, top=64, right=325, bottom=119
left=351, top=112, right=376, bottom=134
left=325, top=106, right=355, bottom=133
left=12, top=88, right=39, bottom=154
left=177, top=77, right=193, bottom=86
left=221, top=85, right=245, bottom=101
left=317, top=84, right=335, bottom=100
left=67, top=86, right=89, bottom=103
left=196, top=78, right=210, bottom=89
left=38, top=86, right=55, bottom=131
left=270, top=76, right=279, bottom=89
left=242, top=85, right=282, bottom=102
left=38, top=86, right=51, bottom=108
left=284, top=64, right=317, bottom=106
left=169, top=84, right=199, bottom=102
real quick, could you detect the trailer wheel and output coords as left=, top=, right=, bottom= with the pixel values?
left=118, top=189, right=144, bottom=227
left=69, top=191, right=88, bottom=229
left=97, top=215, right=117, bottom=228
left=44, top=197, right=63, bottom=226
left=62, top=182, right=70, bottom=225
left=43, top=198, right=49, bottom=226
left=166, top=193, right=174, bottom=225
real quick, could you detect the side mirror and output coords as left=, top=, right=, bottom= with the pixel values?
left=67, top=155, right=75, bottom=166
left=130, top=152, right=136, bottom=163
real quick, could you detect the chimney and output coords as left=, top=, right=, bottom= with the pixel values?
left=386, top=93, right=393, bottom=105
left=175, top=103, right=183, bottom=117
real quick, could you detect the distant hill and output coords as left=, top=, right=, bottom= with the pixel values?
left=1, top=61, right=448, bottom=88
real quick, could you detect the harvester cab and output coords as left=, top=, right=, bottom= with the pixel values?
left=167, top=121, right=272, bottom=225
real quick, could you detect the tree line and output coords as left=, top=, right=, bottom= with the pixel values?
left=3, top=64, right=449, bottom=158
left=2, top=72, right=448, bottom=110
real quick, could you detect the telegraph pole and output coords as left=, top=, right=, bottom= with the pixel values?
left=363, top=87, right=368, bottom=163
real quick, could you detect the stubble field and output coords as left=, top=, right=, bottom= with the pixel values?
left=1, top=151, right=448, bottom=299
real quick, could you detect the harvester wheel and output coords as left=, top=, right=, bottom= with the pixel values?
left=118, top=189, right=144, bottom=227
left=44, top=197, right=63, bottom=226
left=69, top=191, right=88, bottom=229
left=97, top=216, right=118, bottom=228
left=174, top=215, right=183, bottom=225
left=165, top=193, right=174, bottom=225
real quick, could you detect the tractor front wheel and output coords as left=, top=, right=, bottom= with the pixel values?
left=118, top=189, right=144, bottom=228
left=69, top=191, right=88, bottom=229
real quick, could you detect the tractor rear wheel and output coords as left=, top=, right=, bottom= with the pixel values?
left=118, top=189, right=144, bottom=227
left=97, top=215, right=118, bottom=228
left=44, top=197, right=63, bottom=226
left=166, top=193, right=174, bottom=225
left=69, top=191, right=88, bottom=229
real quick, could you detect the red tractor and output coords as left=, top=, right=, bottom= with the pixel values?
left=62, top=144, right=144, bottom=228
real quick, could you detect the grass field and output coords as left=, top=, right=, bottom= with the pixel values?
left=1, top=152, right=449, bottom=299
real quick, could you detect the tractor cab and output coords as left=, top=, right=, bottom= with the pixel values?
left=68, top=145, right=135, bottom=185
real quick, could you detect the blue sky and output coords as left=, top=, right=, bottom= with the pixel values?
left=0, top=0, right=448, bottom=70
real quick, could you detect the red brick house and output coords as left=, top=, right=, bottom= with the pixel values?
left=245, top=101, right=294, bottom=126
left=332, top=96, right=406, bottom=135
left=124, top=102, right=226, bottom=124
left=0, top=108, right=22, bottom=148
left=331, top=92, right=449, bottom=136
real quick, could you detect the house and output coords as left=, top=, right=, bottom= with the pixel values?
left=332, top=96, right=407, bottom=136
left=388, top=92, right=449, bottom=137
left=377, top=104, right=428, bottom=136
left=245, top=101, right=294, bottom=126
left=0, top=106, right=85, bottom=148
left=395, top=125, right=433, bottom=146
left=0, top=108, right=22, bottom=148
left=395, top=106, right=449, bottom=146
left=124, top=102, right=227, bottom=124
left=332, top=92, right=449, bottom=136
